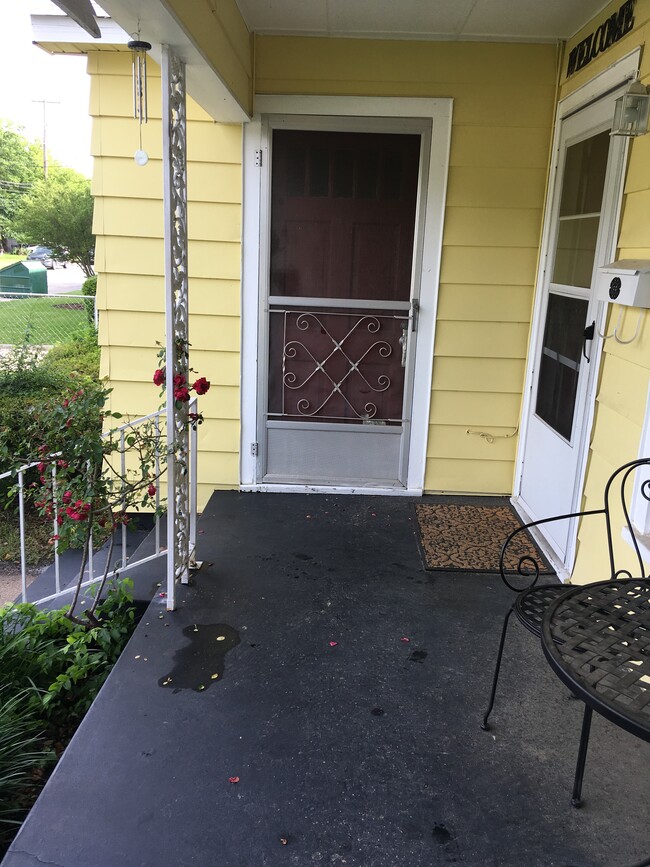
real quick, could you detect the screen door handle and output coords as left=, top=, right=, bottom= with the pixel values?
left=410, top=298, right=419, bottom=332
left=582, top=321, right=595, bottom=363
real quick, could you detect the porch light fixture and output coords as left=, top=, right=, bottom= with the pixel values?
left=128, top=34, right=152, bottom=165
left=611, top=73, right=650, bottom=137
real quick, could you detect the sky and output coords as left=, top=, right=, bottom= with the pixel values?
left=0, top=1, right=94, bottom=178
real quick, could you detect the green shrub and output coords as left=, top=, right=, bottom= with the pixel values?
left=81, top=275, right=97, bottom=329
left=0, top=506, right=53, bottom=567
left=81, top=275, right=97, bottom=296
left=0, top=689, right=53, bottom=835
left=0, top=580, right=136, bottom=854
left=0, top=345, right=68, bottom=466
left=43, top=333, right=100, bottom=385
left=0, top=579, right=137, bottom=726
left=0, top=336, right=101, bottom=467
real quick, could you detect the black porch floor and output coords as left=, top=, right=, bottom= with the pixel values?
left=3, top=492, right=649, bottom=867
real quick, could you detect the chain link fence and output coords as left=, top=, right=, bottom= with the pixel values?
left=0, top=293, right=97, bottom=352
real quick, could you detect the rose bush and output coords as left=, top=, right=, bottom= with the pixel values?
left=152, top=339, right=210, bottom=430
left=2, top=343, right=210, bottom=626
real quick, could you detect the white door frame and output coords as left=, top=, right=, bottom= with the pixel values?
left=512, top=50, right=639, bottom=578
left=240, top=95, right=453, bottom=494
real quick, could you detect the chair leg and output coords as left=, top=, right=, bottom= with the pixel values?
left=571, top=704, right=593, bottom=808
left=481, top=605, right=515, bottom=731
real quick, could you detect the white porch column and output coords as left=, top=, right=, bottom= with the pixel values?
left=162, top=45, right=190, bottom=611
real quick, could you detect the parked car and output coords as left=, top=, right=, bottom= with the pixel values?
left=26, top=246, right=66, bottom=269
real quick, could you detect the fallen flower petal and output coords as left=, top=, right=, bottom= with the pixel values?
left=400, top=636, right=410, bottom=643
left=329, top=641, right=338, bottom=647
left=229, top=776, right=240, bottom=784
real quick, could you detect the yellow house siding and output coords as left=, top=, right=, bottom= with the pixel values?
left=559, top=0, right=650, bottom=582
left=255, top=36, right=556, bottom=494
left=90, top=52, right=243, bottom=504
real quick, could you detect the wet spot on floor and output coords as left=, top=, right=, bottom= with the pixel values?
left=432, top=824, right=452, bottom=844
left=158, top=623, right=240, bottom=692
left=371, top=707, right=384, bottom=716
left=295, top=553, right=313, bottom=561
left=409, top=650, right=428, bottom=663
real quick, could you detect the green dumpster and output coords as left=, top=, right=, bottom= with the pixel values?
left=0, top=260, right=48, bottom=294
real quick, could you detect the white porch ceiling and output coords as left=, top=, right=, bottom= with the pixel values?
left=235, top=0, right=611, bottom=43
left=33, top=0, right=615, bottom=123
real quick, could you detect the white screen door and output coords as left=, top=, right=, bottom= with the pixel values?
left=517, top=91, right=628, bottom=565
left=262, top=127, right=423, bottom=487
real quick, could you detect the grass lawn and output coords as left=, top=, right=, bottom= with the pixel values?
left=0, top=255, right=26, bottom=269
left=0, top=295, right=90, bottom=345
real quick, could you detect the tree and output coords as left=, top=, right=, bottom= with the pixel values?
left=0, top=122, right=42, bottom=249
left=12, top=166, right=95, bottom=277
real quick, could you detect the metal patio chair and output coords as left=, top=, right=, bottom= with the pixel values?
left=480, top=456, right=650, bottom=806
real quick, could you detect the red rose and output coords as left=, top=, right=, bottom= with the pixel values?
left=174, top=386, right=190, bottom=402
left=147, top=484, right=156, bottom=497
left=153, top=368, right=165, bottom=386
left=173, top=373, right=186, bottom=387
left=57, top=515, right=64, bottom=526
left=193, top=377, right=210, bottom=395
left=62, top=490, right=72, bottom=504
left=37, top=461, right=47, bottom=474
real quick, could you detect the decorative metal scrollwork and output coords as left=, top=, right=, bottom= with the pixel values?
left=164, top=49, right=190, bottom=587
left=280, top=312, right=399, bottom=420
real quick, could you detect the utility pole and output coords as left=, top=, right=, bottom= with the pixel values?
left=32, top=99, right=60, bottom=180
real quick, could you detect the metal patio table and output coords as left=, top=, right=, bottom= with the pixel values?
left=541, top=577, right=650, bottom=813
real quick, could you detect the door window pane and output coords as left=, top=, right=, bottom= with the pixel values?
left=559, top=131, right=610, bottom=217
left=552, top=216, right=600, bottom=287
left=535, top=293, right=588, bottom=441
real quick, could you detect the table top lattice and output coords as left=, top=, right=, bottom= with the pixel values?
left=542, top=579, right=650, bottom=741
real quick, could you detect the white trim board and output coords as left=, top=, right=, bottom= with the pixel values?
left=240, top=95, right=453, bottom=492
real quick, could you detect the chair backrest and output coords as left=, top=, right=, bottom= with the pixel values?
left=499, top=456, right=650, bottom=591
left=602, top=456, right=650, bottom=581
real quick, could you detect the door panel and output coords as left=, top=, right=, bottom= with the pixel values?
left=268, top=308, right=407, bottom=424
left=535, top=293, right=589, bottom=441
left=270, top=130, right=419, bottom=301
left=265, top=129, right=421, bottom=485
left=518, top=97, right=627, bottom=562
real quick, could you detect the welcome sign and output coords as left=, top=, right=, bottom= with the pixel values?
left=567, top=0, right=635, bottom=77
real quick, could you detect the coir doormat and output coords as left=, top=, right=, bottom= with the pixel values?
left=414, top=502, right=554, bottom=574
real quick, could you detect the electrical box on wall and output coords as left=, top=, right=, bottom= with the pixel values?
left=596, top=260, right=650, bottom=307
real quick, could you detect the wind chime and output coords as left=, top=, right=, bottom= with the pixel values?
left=127, top=34, right=152, bottom=166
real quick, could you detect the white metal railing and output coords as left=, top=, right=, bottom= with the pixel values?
left=0, top=398, right=198, bottom=608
